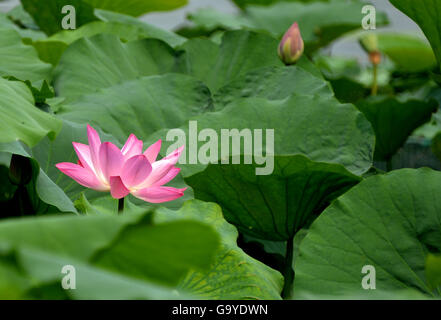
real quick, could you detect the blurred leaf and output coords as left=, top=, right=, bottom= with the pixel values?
left=0, top=247, right=188, bottom=299
left=0, top=210, right=219, bottom=298
left=7, top=5, right=38, bottom=29
left=357, top=96, right=438, bottom=161
left=156, top=200, right=283, bottom=299
left=390, top=0, right=441, bottom=68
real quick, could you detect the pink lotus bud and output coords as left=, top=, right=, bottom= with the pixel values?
left=278, top=22, right=304, bottom=65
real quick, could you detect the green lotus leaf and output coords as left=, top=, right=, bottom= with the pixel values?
left=185, top=156, right=361, bottom=241
left=58, top=74, right=213, bottom=142
left=214, top=65, right=333, bottom=110
left=0, top=78, right=61, bottom=147
left=156, top=200, right=284, bottom=299
left=176, top=30, right=283, bottom=92
left=0, top=28, right=51, bottom=82
left=294, top=168, right=441, bottom=299
left=54, top=34, right=177, bottom=102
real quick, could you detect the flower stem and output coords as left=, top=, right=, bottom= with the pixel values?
left=118, top=197, right=125, bottom=214
left=371, top=63, right=378, bottom=96
left=282, top=235, right=295, bottom=299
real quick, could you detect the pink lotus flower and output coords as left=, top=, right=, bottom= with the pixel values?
left=56, top=125, right=186, bottom=203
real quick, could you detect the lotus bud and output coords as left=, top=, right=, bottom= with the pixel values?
left=359, top=33, right=378, bottom=53
left=369, top=51, right=381, bottom=66
left=278, top=22, right=304, bottom=65
left=359, top=33, right=381, bottom=66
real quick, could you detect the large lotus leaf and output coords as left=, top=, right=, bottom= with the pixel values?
left=0, top=210, right=219, bottom=288
left=185, top=156, right=360, bottom=241
left=366, top=33, right=437, bottom=73
left=54, top=34, right=176, bottom=102
left=390, top=0, right=441, bottom=67
left=0, top=11, right=45, bottom=40
left=33, top=21, right=160, bottom=66
left=0, top=28, right=51, bottom=82
left=0, top=247, right=190, bottom=299
left=356, top=96, right=438, bottom=161
left=94, top=9, right=186, bottom=47
left=58, top=74, right=213, bottom=143
left=176, top=30, right=283, bottom=92
left=294, top=168, right=441, bottom=298
left=0, top=78, right=61, bottom=148
left=155, top=200, right=283, bottom=299
left=34, top=10, right=187, bottom=66
left=21, top=0, right=98, bottom=36
left=152, top=94, right=374, bottom=177
left=214, top=65, right=333, bottom=110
